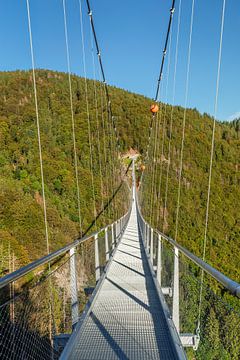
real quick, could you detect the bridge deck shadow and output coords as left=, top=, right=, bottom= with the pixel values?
left=65, top=198, right=180, bottom=359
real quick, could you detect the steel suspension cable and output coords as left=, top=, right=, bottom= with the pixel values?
left=85, top=0, right=121, bottom=155
left=102, top=83, right=118, bottom=221
left=163, top=0, right=182, bottom=232
left=149, top=113, right=160, bottom=223
left=156, top=25, right=173, bottom=228
left=84, top=0, right=122, bottom=222
left=174, top=0, right=195, bottom=242
left=139, top=116, right=155, bottom=193
left=197, top=0, right=226, bottom=334
left=145, top=118, right=158, bottom=214
left=155, top=105, right=166, bottom=227
left=89, top=16, right=105, bottom=218
left=98, top=67, right=111, bottom=221
left=150, top=51, right=171, bottom=226
left=142, top=102, right=162, bottom=218
left=26, top=1, right=55, bottom=347
left=141, top=0, right=176, bottom=197
left=155, top=0, right=176, bottom=102
left=26, top=0, right=50, bottom=256
left=78, top=0, right=97, bottom=224
left=154, top=100, right=164, bottom=225
left=62, top=0, right=82, bottom=235
left=110, top=116, right=119, bottom=219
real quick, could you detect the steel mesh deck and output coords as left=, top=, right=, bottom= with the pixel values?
left=66, top=200, right=180, bottom=359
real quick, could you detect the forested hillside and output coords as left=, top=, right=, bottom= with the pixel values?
left=0, top=70, right=239, bottom=284
left=140, top=103, right=240, bottom=282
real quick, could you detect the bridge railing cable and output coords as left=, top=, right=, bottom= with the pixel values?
left=0, top=207, right=131, bottom=360
left=136, top=194, right=240, bottom=298
left=136, top=190, right=240, bottom=358
left=0, top=165, right=132, bottom=358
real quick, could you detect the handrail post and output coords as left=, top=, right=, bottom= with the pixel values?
left=118, top=219, right=120, bottom=237
left=157, top=234, right=162, bottom=286
left=114, top=221, right=117, bottom=244
left=150, top=228, right=153, bottom=263
left=173, top=246, right=180, bottom=333
left=116, top=220, right=119, bottom=240
left=95, top=234, right=100, bottom=283
left=140, top=217, right=143, bottom=234
left=111, top=223, right=114, bottom=250
left=105, top=227, right=109, bottom=262
left=146, top=224, right=149, bottom=251
left=69, top=246, right=78, bottom=329
left=144, top=222, right=147, bottom=244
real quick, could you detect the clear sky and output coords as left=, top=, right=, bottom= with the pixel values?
left=0, top=0, right=239, bottom=121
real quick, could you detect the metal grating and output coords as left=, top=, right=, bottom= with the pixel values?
left=64, top=198, right=184, bottom=359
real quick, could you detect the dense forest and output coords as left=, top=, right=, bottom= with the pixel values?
left=0, top=70, right=137, bottom=272
left=139, top=104, right=240, bottom=282
left=0, top=70, right=239, bottom=358
left=136, top=87, right=240, bottom=359
left=1, top=69, right=239, bottom=281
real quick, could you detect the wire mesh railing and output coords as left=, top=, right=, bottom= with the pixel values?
left=0, top=259, right=72, bottom=360
left=0, top=210, right=131, bottom=359
left=178, top=254, right=240, bottom=359
left=137, top=199, right=240, bottom=359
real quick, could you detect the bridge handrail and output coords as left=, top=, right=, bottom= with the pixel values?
left=136, top=197, right=240, bottom=299
left=0, top=211, right=130, bottom=290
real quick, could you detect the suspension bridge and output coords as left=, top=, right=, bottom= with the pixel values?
left=0, top=0, right=240, bottom=359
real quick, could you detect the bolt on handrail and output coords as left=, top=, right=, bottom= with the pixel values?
left=0, top=210, right=131, bottom=290
left=136, top=195, right=240, bottom=299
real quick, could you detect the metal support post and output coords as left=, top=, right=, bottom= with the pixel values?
left=105, top=227, right=109, bottom=262
left=95, top=234, right=100, bottom=283
left=146, top=224, right=149, bottom=251
left=115, top=220, right=118, bottom=240
left=111, top=223, right=114, bottom=250
left=118, top=220, right=121, bottom=239
left=69, top=247, right=78, bottom=329
left=114, top=221, right=117, bottom=243
left=145, top=223, right=148, bottom=244
left=144, top=222, right=147, bottom=244
left=149, top=227, right=151, bottom=253
left=157, top=234, right=162, bottom=286
left=173, top=247, right=180, bottom=333
left=150, top=228, right=153, bottom=263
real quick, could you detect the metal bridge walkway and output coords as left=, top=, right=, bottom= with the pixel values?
left=61, top=193, right=184, bottom=359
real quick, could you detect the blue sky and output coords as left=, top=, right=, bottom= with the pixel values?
left=0, top=0, right=239, bottom=121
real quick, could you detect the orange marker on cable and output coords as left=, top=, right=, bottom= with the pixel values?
left=150, top=104, right=159, bottom=113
